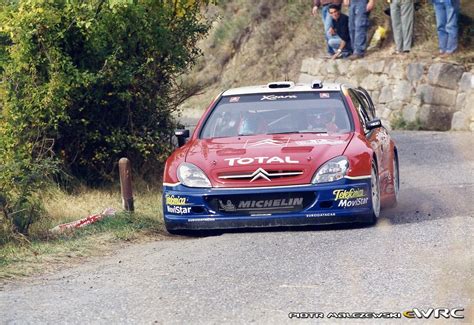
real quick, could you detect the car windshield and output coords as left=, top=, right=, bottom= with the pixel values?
left=200, top=91, right=352, bottom=139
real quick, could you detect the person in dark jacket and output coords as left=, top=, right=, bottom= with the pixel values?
left=327, top=4, right=353, bottom=59
left=312, top=0, right=343, bottom=56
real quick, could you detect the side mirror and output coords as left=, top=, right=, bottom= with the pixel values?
left=366, top=118, right=382, bottom=130
left=175, top=129, right=190, bottom=147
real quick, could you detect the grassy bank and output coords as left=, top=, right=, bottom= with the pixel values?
left=0, top=187, right=166, bottom=281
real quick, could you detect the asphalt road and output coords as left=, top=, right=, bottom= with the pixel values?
left=1, top=131, right=473, bottom=324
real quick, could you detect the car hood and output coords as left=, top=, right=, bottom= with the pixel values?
left=185, top=133, right=353, bottom=188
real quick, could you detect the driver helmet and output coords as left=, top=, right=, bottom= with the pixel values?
left=310, top=108, right=336, bottom=130
left=238, top=113, right=266, bottom=135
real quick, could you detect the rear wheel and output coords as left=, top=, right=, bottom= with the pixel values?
left=366, top=161, right=380, bottom=225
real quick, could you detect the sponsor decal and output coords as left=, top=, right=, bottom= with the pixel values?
left=219, top=200, right=237, bottom=212
left=333, top=188, right=365, bottom=200
left=319, top=93, right=330, bottom=98
left=219, top=197, right=304, bottom=212
left=224, top=156, right=299, bottom=166
left=165, top=195, right=189, bottom=206
left=166, top=205, right=191, bottom=215
left=229, top=96, right=240, bottom=103
left=188, top=218, right=216, bottom=222
left=295, top=139, right=345, bottom=146
left=306, top=212, right=336, bottom=218
left=333, top=188, right=368, bottom=208
left=337, top=197, right=369, bottom=207
left=261, top=94, right=298, bottom=101
left=376, top=130, right=390, bottom=146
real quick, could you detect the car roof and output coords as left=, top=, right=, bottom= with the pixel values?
left=221, top=81, right=344, bottom=96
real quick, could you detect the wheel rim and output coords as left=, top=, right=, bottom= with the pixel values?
left=371, top=165, right=380, bottom=218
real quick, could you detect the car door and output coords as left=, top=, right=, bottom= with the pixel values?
left=348, top=89, right=385, bottom=173
left=355, top=88, right=391, bottom=158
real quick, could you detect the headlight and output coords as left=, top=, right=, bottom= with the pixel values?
left=177, top=163, right=211, bottom=188
left=312, top=156, right=349, bottom=184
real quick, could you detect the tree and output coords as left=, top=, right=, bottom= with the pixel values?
left=0, top=0, right=211, bottom=237
left=1, top=0, right=211, bottom=184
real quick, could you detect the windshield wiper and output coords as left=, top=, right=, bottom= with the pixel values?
left=266, top=131, right=301, bottom=135
left=300, top=131, right=328, bottom=134
left=266, top=131, right=328, bottom=135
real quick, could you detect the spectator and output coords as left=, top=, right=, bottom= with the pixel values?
left=389, top=0, right=414, bottom=54
left=343, top=0, right=377, bottom=59
left=431, top=0, right=459, bottom=56
left=312, top=0, right=343, bottom=57
left=327, top=4, right=353, bottom=59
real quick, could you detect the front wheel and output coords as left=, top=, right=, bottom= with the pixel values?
left=385, top=152, right=400, bottom=208
left=165, top=222, right=184, bottom=236
left=366, top=161, right=380, bottom=225
left=392, top=153, right=400, bottom=205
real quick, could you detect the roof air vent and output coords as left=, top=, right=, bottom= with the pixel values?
left=267, top=81, right=295, bottom=89
left=311, top=80, right=323, bottom=89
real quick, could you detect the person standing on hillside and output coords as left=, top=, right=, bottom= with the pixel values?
left=327, top=4, right=353, bottom=59
left=431, top=0, right=460, bottom=56
left=312, top=0, right=343, bottom=57
left=389, top=0, right=414, bottom=55
left=343, top=0, right=377, bottom=59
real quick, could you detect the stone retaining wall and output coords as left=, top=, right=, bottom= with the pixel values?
left=299, top=58, right=474, bottom=131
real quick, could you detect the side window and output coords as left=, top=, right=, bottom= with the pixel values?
left=353, top=91, right=372, bottom=122
left=348, top=90, right=369, bottom=133
left=355, top=89, right=375, bottom=120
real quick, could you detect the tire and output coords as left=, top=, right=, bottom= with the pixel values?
left=392, top=153, right=400, bottom=206
left=165, top=223, right=184, bottom=236
left=165, top=226, right=213, bottom=237
left=366, top=161, right=380, bottom=225
left=386, top=152, right=400, bottom=208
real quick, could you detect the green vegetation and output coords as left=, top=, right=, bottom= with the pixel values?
left=0, top=0, right=211, bottom=243
left=0, top=186, right=164, bottom=279
left=0, top=212, right=163, bottom=279
left=1, top=0, right=210, bottom=184
left=391, top=115, right=423, bottom=131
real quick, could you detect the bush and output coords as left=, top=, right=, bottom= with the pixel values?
left=0, top=0, right=212, bottom=239
left=1, top=0, right=211, bottom=185
left=0, top=136, right=58, bottom=240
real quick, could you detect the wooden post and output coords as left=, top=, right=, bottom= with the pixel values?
left=119, top=158, right=134, bottom=212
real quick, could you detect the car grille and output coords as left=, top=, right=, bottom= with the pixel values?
left=205, top=192, right=315, bottom=215
left=218, top=168, right=303, bottom=182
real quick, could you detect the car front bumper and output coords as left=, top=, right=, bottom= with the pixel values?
left=163, top=177, right=373, bottom=231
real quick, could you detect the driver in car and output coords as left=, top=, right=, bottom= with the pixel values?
left=238, top=113, right=267, bottom=135
left=307, top=109, right=339, bottom=133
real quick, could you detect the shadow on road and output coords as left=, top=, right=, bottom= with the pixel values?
left=166, top=222, right=374, bottom=238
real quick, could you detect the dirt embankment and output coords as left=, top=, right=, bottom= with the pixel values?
left=180, top=0, right=473, bottom=118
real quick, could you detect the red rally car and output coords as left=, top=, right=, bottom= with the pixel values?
left=162, top=81, right=399, bottom=233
